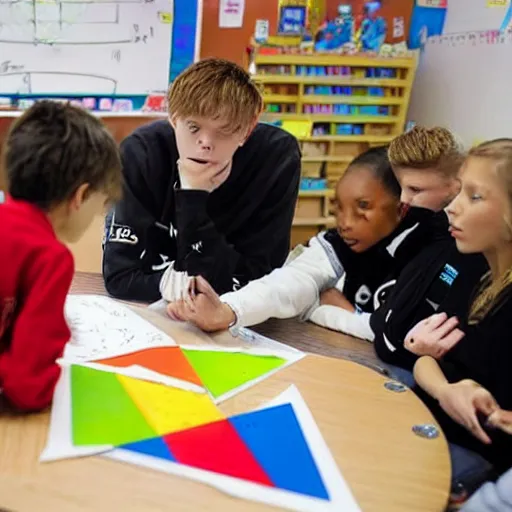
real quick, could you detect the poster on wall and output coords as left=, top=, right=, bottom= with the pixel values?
left=278, top=5, right=308, bottom=35
left=255, top=19, right=270, bottom=42
left=416, top=0, right=447, bottom=6
left=219, top=0, right=245, bottom=28
left=408, top=0, right=448, bottom=50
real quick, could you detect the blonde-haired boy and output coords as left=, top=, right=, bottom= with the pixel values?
left=103, top=58, right=301, bottom=302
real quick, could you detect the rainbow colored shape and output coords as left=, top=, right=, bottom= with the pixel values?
left=92, top=345, right=288, bottom=400
left=70, top=365, right=224, bottom=447
left=120, top=403, right=330, bottom=501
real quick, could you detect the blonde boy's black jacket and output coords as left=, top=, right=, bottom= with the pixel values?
left=102, top=121, right=301, bottom=302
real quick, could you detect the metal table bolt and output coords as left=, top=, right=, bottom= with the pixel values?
left=384, top=380, right=408, bottom=393
left=412, top=424, right=440, bottom=439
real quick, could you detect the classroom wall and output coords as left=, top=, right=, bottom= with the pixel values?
left=407, top=0, right=511, bottom=145
left=200, top=0, right=279, bottom=66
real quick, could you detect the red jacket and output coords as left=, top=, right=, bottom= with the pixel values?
left=0, top=198, right=74, bottom=410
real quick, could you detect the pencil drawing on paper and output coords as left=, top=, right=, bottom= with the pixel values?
left=64, top=295, right=176, bottom=360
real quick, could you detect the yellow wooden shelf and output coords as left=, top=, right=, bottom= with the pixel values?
left=261, top=113, right=399, bottom=124
left=299, top=134, right=395, bottom=143
left=254, top=54, right=417, bottom=69
left=268, top=53, right=419, bottom=247
left=262, top=94, right=300, bottom=103
left=299, top=95, right=404, bottom=106
left=302, top=155, right=353, bottom=163
left=254, top=75, right=407, bottom=87
left=298, top=189, right=335, bottom=198
left=293, top=216, right=336, bottom=227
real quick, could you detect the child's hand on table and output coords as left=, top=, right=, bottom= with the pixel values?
left=166, top=276, right=236, bottom=332
left=319, top=289, right=356, bottom=312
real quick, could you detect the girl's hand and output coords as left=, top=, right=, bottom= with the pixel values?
left=404, top=312, right=464, bottom=357
left=486, top=409, right=512, bottom=435
left=166, top=276, right=236, bottom=332
left=437, top=380, right=499, bottom=444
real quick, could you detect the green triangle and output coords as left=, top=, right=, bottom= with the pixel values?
left=181, top=349, right=287, bottom=399
left=70, top=365, right=156, bottom=446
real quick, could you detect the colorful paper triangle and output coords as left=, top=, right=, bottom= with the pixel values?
left=70, top=365, right=223, bottom=447
left=229, top=404, right=329, bottom=500
left=181, top=348, right=287, bottom=399
left=118, top=374, right=224, bottom=435
left=93, top=346, right=203, bottom=387
left=118, top=403, right=329, bottom=501
left=70, top=365, right=155, bottom=446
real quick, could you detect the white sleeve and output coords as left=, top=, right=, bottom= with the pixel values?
left=308, top=306, right=375, bottom=341
left=221, top=234, right=344, bottom=328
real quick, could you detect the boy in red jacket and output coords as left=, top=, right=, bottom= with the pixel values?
left=0, top=100, right=122, bottom=411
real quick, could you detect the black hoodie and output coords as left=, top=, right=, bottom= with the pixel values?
left=102, top=121, right=301, bottom=302
left=371, top=240, right=489, bottom=369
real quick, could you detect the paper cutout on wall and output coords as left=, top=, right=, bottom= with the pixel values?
left=107, top=386, right=361, bottom=512
left=71, top=365, right=223, bottom=446
left=181, top=347, right=288, bottom=401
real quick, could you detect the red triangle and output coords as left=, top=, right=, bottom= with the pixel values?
left=94, top=346, right=203, bottom=387
left=163, top=418, right=274, bottom=487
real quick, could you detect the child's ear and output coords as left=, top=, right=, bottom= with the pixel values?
left=70, top=183, right=90, bottom=211
left=240, top=117, right=258, bottom=146
left=169, top=115, right=178, bottom=130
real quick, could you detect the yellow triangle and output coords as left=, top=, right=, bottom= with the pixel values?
left=118, top=375, right=224, bottom=436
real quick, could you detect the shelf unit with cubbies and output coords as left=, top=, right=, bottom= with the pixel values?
left=251, top=51, right=418, bottom=246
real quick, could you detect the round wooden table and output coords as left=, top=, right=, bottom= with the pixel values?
left=0, top=273, right=451, bottom=512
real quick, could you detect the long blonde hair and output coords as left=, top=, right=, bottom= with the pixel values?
left=388, top=126, right=465, bottom=177
left=468, top=138, right=512, bottom=324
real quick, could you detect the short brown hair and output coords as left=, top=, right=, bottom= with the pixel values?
left=3, top=100, right=122, bottom=210
left=467, top=139, right=512, bottom=324
left=168, top=58, right=263, bottom=133
left=388, top=126, right=465, bottom=178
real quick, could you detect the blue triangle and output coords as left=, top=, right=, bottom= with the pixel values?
left=121, top=436, right=176, bottom=462
left=229, top=403, right=329, bottom=500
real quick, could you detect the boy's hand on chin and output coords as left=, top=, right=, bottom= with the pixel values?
left=166, top=276, right=236, bottom=332
left=319, top=289, right=356, bottom=312
left=177, top=159, right=232, bottom=192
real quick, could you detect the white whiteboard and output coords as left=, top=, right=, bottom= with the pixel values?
left=442, top=0, right=508, bottom=34
left=408, top=28, right=512, bottom=146
left=0, top=0, right=174, bottom=95
left=408, top=0, right=512, bottom=146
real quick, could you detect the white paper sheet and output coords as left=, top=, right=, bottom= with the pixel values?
left=40, top=365, right=113, bottom=462
left=105, top=386, right=361, bottom=512
left=178, top=344, right=306, bottom=403
left=63, top=295, right=177, bottom=361
left=219, top=0, right=245, bottom=28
